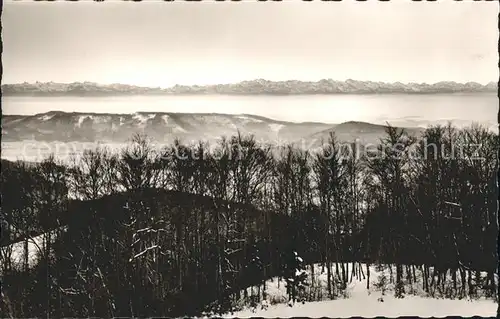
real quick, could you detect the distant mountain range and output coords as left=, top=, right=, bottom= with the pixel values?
left=2, top=79, right=497, bottom=96
left=1, top=111, right=424, bottom=148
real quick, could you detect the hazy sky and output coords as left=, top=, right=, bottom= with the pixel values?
left=2, top=1, right=498, bottom=87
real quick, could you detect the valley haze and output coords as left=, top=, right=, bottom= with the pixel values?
left=2, top=82, right=495, bottom=161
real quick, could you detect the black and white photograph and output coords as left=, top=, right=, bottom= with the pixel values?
left=0, top=1, right=498, bottom=317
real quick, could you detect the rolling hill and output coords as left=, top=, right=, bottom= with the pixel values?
left=1, top=111, right=422, bottom=146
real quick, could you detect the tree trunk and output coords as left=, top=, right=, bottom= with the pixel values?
left=366, top=263, right=370, bottom=290
left=24, top=239, right=29, bottom=272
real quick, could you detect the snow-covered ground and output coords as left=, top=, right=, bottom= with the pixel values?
left=227, top=295, right=497, bottom=318
left=2, top=227, right=498, bottom=318
left=2, top=227, right=68, bottom=270
left=3, top=239, right=497, bottom=317
left=222, top=263, right=498, bottom=318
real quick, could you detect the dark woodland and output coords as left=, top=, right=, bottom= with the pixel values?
left=0, top=123, right=498, bottom=317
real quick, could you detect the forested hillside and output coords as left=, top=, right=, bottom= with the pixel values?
left=1, top=123, right=498, bottom=317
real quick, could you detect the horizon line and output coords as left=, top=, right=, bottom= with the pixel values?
left=2, top=78, right=497, bottom=89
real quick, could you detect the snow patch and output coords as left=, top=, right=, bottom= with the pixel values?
left=162, top=115, right=170, bottom=125
left=8, top=236, right=44, bottom=267
left=76, top=115, right=93, bottom=128
left=236, top=115, right=264, bottom=124
left=6, top=226, right=68, bottom=269
left=133, top=113, right=156, bottom=126
left=38, top=114, right=55, bottom=121
left=173, top=126, right=187, bottom=133
left=269, top=123, right=284, bottom=132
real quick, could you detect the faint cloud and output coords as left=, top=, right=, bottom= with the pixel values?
left=471, top=53, right=485, bottom=60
